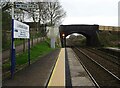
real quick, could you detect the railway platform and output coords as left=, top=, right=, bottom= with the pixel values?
left=105, top=47, right=120, bottom=52
left=2, top=48, right=96, bottom=87
left=2, top=49, right=60, bottom=87
left=100, top=47, right=120, bottom=57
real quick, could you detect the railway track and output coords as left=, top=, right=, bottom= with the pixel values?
left=86, top=48, right=120, bottom=65
left=72, top=47, right=120, bottom=87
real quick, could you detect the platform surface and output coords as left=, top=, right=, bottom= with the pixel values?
left=105, top=47, right=120, bottom=51
left=66, top=48, right=95, bottom=86
left=3, top=49, right=60, bottom=86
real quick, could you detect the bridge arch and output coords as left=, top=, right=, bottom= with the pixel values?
left=66, top=32, right=90, bottom=46
left=59, top=24, right=101, bottom=47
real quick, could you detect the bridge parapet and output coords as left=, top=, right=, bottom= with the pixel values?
left=99, top=26, right=120, bottom=31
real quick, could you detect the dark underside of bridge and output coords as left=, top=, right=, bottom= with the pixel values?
left=59, top=24, right=101, bottom=47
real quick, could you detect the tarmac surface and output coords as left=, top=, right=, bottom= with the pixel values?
left=2, top=49, right=60, bottom=87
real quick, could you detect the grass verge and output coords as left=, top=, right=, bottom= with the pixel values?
left=3, top=40, right=55, bottom=75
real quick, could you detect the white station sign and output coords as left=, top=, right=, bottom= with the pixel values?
left=15, top=3, right=38, bottom=9
left=13, top=20, right=30, bottom=38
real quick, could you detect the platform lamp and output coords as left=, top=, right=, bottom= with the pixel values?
left=62, top=33, right=65, bottom=47
left=62, top=33, right=65, bottom=38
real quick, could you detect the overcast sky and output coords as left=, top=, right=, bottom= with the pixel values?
left=60, top=0, right=119, bottom=26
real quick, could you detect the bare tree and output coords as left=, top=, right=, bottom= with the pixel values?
left=0, top=0, right=11, bottom=12
left=46, top=0, right=66, bottom=26
left=34, top=1, right=66, bottom=37
left=37, top=2, right=48, bottom=37
left=34, top=1, right=66, bottom=26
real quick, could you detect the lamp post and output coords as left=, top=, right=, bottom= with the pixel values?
left=11, top=2, right=16, bottom=79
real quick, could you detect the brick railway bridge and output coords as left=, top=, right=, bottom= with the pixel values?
left=59, top=24, right=101, bottom=47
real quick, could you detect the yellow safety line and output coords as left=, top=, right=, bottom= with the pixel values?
left=47, top=48, right=65, bottom=87
left=48, top=49, right=62, bottom=86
